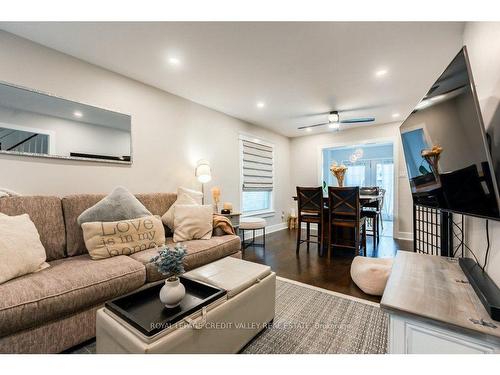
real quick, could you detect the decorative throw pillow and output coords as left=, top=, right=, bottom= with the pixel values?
left=173, top=204, right=213, bottom=242
left=161, top=187, right=202, bottom=230
left=0, top=213, right=49, bottom=284
left=82, top=215, right=165, bottom=260
left=77, top=186, right=151, bottom=225
left=178, top=187, right=203, bottom=205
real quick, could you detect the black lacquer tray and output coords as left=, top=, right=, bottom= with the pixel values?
left=105, top=276, right=226, bottom=337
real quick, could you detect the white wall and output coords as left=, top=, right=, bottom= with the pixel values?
left=462, top=22, right=500, bottom=286
left=0, top=31, right=291, bottom=228
left=0, top=105, right=131, bottom=157
left=289, top=122, right=414, bottom=239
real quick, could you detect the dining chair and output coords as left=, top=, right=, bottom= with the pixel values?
left=327, top=186, right=366, bottom=257
left=360, top=186, right=381, bottom=249
left=379, top=188, right=386, bottom=230
left=295, top=186, right=324, bottom=255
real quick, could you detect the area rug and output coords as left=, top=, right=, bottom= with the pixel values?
left=69, top=277, right=388, bottom=354
left=241, top=277, right=387, bottom=354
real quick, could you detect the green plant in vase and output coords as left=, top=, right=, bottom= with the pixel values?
left=151, top=244, right=187, bottom=308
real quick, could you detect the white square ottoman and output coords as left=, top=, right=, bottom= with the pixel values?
left=96, top=257, right=276, bottom=353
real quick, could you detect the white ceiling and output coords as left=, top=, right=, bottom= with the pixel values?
left=0, top=22, right=465, bottom=137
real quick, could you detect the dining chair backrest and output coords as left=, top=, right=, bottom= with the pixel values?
left=296, top=186, right=324, bottom=216
left=361, top=186, right=380, bottom=210
left=360, top=186, right=380, bottom=196
left=379, top=188, right=386, bottom=211
left=328, top=186, right=360, bottom=221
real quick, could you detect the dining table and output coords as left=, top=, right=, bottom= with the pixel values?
left=292, top=192, right=384, bottom=253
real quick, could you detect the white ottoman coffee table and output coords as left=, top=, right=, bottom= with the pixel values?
left=96, top=257, right=276, bottom=353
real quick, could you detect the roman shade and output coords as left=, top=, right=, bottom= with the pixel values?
left=241, top=139, right=274, bottom=191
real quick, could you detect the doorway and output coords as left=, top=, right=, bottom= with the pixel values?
left=322, top=142, right=394, bottom=237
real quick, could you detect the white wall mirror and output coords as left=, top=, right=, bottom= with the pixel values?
left=0, top=81, right=132, bottom=164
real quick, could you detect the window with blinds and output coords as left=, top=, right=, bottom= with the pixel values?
left=240, top=137, right=274, bottom=214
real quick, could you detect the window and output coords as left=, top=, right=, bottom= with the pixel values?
left=322, top=143, right=395, bottom=221
left=401, top=128, right=431, bottom=179
left=240, top=136, right=274, bottom=215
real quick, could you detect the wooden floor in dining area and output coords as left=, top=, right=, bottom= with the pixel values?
left=242, top=225, right=412, bottom=303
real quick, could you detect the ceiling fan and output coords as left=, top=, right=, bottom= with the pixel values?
left=297, top=111, right=375, bottom=131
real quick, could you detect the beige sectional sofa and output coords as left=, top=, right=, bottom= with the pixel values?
left=0, top=193, right=241, bottom=354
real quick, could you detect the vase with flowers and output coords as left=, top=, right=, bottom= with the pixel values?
left=421, top=145, right=443, bottom=179
left=151, top=244, right=187, bottom=308
left=330, top=162, right=348, bottom=187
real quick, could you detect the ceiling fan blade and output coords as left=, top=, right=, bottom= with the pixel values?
left=297, top=122, right=329, bottom=130
left=340, top=117, right=375, bottom=124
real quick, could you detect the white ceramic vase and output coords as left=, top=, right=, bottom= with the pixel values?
left=159, top=277, right=186, bottom=308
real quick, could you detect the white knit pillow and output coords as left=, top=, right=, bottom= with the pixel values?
left=173, top=204, right=213, bottom=242
left=161, top=193, right=198, bottom=230
left=0, top=213, right=49, bottom=284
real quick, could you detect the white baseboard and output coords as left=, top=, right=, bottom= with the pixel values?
left=241, top=222, right=287, bottom=238
left=394, top=231, right=413, bottom=241
left=301, top=223, right=414, bottom=242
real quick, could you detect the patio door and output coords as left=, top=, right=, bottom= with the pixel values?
left=322, top=143, right=394, bottom=221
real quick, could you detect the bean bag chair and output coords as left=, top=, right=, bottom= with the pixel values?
left=350, top=256, right=393, bottom=296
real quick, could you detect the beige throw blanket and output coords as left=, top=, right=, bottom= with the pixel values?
left=213, top=214, right=235, bottom=235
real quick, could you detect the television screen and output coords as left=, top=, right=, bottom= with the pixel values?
left=400, top=47, right=500, bottom=219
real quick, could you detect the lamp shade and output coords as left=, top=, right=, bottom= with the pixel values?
left=195, top=159, right=212, bottom=183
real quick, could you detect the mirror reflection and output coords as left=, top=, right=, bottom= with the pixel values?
left=0, top=82, right=131, bottom=163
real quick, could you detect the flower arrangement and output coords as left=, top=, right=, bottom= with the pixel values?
left=421, top=145, right=443, bottom=176
left=330, top=162, right=348, bottom=187
left=211, top=186, right=221, bottom=213
left=150, top=244, right=187, bottom=281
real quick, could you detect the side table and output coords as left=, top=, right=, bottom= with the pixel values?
left=220, top=212, right=241, bottom=234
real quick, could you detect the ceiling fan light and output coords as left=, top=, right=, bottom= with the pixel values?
left=328, top=111, right=340, bottom=123
left=330, top=122, right=340, bottom=131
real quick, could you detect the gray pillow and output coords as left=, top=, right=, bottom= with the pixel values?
left=77, top=186, right=152, bottom=225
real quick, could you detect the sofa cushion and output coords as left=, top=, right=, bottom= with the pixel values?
left=0, top=196, right=66, bottom=261
left=82, top=215, right=165, bottom=260
left=77, top=186, right=152, bottom=225
left=0, top=254, right=145, bottom=337
left=129, top=235, right=242, bottom=282
left=173, top=204, right=213, bottom=242
left=161, top=193, right=198, bottom=230
left=62, top=193, right=177, bottom=257
left=0, top=213, right=49, bottom=284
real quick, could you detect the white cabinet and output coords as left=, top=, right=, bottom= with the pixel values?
left=381, top=252, right=500, bottom=354
left=388, top=315, right=500, bottom=354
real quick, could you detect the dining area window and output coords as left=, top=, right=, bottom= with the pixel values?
left=322, top=142, right=394, bottom=222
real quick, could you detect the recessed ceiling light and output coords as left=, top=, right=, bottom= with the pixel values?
left=73, top=111, right=83, bottom=118
left=392, top=113, right=400, bottom=118
left=375, top=69, right=388, bottom=77
left=305, top=128, right=312, bottom=132
left=168, top=57, right=181, bottom=66
left=256, top=101, right=265, bottom=109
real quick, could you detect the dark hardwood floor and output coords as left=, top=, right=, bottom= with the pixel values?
left=242, top=225, right=412, bottom=303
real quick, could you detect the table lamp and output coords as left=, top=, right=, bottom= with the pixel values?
left=195, top=159, right=211, bottom=204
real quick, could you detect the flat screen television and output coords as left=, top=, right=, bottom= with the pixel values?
left=400, top=46, right=500, bottom=220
